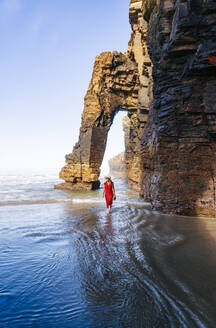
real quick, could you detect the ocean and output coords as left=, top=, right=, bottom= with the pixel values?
left=1, top=174, right=216, bottom=327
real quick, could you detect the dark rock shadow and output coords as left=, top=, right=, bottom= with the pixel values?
left=140, top=0, right=216, bottom=217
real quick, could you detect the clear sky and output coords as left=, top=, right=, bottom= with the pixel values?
left=0, top=0, right=131, bottom=175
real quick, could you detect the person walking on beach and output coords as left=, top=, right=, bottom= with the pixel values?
left=103, top=176, right=116, bottom=212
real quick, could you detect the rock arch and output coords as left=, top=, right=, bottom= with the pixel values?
left=56, top=0, right=152, bottom=191
left=56, top=0, right=216, bottom=216
left=56, top=51, right=143, bottom=190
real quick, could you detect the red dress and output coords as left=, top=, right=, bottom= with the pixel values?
left=104, top=181, right=114, bottom=208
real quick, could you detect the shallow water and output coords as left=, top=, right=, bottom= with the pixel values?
left=1, top=175, right=216, bottom=327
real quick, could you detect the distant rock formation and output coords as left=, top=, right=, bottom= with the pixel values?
left=109, top=152, right=126, bottom=180
left=56, top=0, right=216, bottom=216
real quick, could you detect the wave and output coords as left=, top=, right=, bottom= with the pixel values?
left=0, top=199, right=64, bottom=206
left=0, top=174, right=59, bottom=186
left=0, top=197, right=150, bottom=208
left=0, top=197, right=104, bottom=207
left=0, top=189, right=25, bottom=194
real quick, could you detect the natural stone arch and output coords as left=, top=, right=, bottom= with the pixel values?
left=56, top=51, right=140, bottom=190
left=56, top=0, right=216, bottom=216
left=55, top=0, right=153, bottom=192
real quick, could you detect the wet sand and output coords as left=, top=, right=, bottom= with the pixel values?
left=0, top=177, right=216, bottom=327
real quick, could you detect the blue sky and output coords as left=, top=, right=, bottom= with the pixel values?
left=0, top=0, right=131, bottom=174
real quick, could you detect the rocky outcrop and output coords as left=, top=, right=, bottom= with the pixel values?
left=56, top=0, right=152, bottom=192
left=141, top=0, right=216, bottom=215
left=126, top=0, right=153, bottom=190
left=56, top=0, right=216, bottom=216
left=55, top=51, right=140, bottom=191
left=109, top=152, right=126, bottom=180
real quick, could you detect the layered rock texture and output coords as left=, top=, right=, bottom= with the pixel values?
left=56, top=0, right=152, bottom=192
left=141, top=0, right=216, bottom=216
left=57, top=0, right=216, bottom=216
left=56, top=51, right=140, bottom=191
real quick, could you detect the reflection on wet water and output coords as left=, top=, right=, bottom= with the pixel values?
left=1, top=180, right=216, bottom=327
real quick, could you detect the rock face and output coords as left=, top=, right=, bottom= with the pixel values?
left=56, top=51, right=140, bottom=191
left=56, top=0, right=152, bottom=192
left=109, top=152, right=126, bottom=180
left=126, top=0, right=153, bottom=190
left=57, top=0, right=216, bottom=216
left=141, top=0, right=216, bottom=216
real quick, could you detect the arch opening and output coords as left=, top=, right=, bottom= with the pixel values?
left=100, top=111, right=127, bottom=178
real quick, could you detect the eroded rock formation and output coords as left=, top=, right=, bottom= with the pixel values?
left=141, top=0, right=216, bottom=216
left=55, top=51, right=139, bottom=191
left=56, top=0, right=216, bottom=216
left=56, top=0, right=152, bottom=191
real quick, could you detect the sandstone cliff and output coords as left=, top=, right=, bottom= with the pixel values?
left=56, top=0, right=151, bottom=192
left=56, top=0, right=216, bottom=216
left=55, top=51, right=140, bottom=191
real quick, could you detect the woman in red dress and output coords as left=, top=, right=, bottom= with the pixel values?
left=102, top=176, right=116, bottom=212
